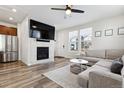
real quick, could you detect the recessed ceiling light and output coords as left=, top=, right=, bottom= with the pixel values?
left=12, top=8, right=17, bottom=12
left=9, top=17, right=13, bottom=20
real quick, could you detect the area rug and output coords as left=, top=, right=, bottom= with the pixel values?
left=43, top=65, right=81, bottom=88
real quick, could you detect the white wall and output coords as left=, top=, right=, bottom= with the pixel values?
left=17, top=24, right=21, bottom=60
left=17, top=17, right=30, bottom=65
left=55, top=15, right=124, bottom=58
left=0, top=21, right=17, bottom=28
left=18, top=17, right=55, bottom=66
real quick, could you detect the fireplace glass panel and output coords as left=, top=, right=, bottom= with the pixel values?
left=37, top=47, right=49, bottom=60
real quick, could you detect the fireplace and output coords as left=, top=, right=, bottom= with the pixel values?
left=37, top=47, right=49, bottom=60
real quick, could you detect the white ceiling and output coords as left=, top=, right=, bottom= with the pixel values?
left=0, top=5, right=124, bottom=30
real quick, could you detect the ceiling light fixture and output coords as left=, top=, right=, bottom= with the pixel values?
left=9, top=17, right=13, bottom=20
left=51, top=5, right=84, bottom=16
left=66, top=9, right=71, bottom=15
left=65, top=5, right=71, bottom=15
left=12, top=8, right=17, bottom=12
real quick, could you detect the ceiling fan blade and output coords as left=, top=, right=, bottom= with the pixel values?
left=51, top=8, right=66, bottom=11
left=71, top=9, right=84, bottom=13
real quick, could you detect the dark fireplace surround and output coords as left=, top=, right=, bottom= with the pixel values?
left=37, top=47, right=49, bottom=60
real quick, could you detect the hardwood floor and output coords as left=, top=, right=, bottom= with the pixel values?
left=0, top=58, right=70, bottom=88
left=0, top=61, right=26, bottom=70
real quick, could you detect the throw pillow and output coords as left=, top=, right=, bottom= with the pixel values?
left=111, top=61, right=123, bottom=75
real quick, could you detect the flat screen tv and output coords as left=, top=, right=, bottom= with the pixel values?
left=31, top=30, right=41, bottom=39
left=30, top=19, right=55, bottom=40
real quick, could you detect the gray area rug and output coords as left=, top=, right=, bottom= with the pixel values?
left=43, top=65, right=81, bottom=88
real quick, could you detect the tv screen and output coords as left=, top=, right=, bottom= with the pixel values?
left=30, top=19, right=55, bottom=40
left=32, top=30, right=41, bottom=39
left=31, top=29, right=54, bottom=40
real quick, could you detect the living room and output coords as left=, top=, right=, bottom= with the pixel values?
left=0, top=1, right=124, bottom=91
left=54, top=7, right=124, bottom=88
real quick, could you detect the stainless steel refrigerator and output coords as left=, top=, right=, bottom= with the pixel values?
left=0, top=34, right=18, bottom=62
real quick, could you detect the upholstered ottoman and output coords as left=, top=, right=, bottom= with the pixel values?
left=70, top=64, right=86, bottom=74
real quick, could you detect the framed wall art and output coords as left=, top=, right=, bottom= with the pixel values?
left=118, top=27, right=124, bottom=35
left=95, top=31, right=101, bottom=37
left=105, top=29, right=113, bottom=36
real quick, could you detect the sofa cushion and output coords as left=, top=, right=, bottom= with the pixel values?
left=121, top=55, right=124, bottom=65
left=114, top=57, right=123, bottom=64
left=81, top=56, right=102, bottom=63
left=78, top=65, right=110, bottom=87
left=89, top=70, right=122, bottom=88
left=121, top=55, right=124, bottom=75
left=111, top=61, right=123, bottom=75
left=95, top=59, right=113, bottom=69
left=78, top=67, right=93, bottom=88
left=106, top=49, right=124, bottom=59
left=121, top=66, right=124, bottom=75
left=86, top=50, right=105, bottom=58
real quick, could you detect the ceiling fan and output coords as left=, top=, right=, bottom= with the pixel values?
left=51, top=5, right=85, bottom=15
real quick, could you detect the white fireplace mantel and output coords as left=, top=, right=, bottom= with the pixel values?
left=18, top=17, right=55, bottom=66
left=28, top=38, right=54, bottom=66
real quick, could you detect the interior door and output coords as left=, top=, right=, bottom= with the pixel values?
left=57, top=32, right=66, bottom=57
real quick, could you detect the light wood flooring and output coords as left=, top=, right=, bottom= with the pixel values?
left=0, top=58, right=70, bottom=88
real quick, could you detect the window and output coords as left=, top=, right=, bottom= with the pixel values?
left=69, top=28, right=92, bottom=51
left=80, top=28, right=92, bottom=51
left=69, top=31, right=78, bottom=51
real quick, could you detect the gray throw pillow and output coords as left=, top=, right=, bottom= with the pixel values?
left=111, top=61, right=123, bottom=75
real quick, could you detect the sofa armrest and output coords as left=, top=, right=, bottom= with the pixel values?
left=89, top=70, right=122, bottom=88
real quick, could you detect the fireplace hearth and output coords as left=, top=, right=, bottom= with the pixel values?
left=37, top=47, right=49, bottom=60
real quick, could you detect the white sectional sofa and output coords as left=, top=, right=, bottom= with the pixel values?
left=80, top=49, right=124, bottom=65
left=78, top=49, right=124, bottom=88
